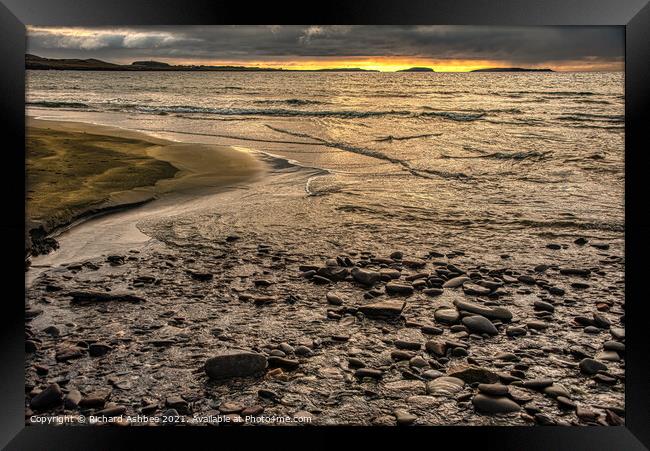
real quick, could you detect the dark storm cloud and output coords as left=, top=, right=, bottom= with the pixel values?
left=27, top=25, right=623, bottom=65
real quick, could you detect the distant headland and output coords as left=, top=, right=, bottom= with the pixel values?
left=397, top=67, right=435, bottom=72
left=25, top=54, right=379, bottom=72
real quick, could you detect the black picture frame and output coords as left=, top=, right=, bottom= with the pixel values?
left=1, top=1, right=648, bottom=448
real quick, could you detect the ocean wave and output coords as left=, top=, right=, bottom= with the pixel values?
left=556, top=113, right=624, bottom=123
left=254, top=98, right=328, bottom=106
left=441, top=150, right=552, bottom=161
left=266, top=125, right=471, bottom=181
left=27, top=101, right=90, bottom=109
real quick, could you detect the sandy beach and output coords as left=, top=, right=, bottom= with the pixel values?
left=26, top=118, right=264, bottom=260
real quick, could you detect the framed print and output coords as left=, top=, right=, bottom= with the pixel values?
left=1, top=0, right=648, bottom=448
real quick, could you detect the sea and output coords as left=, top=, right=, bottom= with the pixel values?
left=26, top=70, right=625, bottom=266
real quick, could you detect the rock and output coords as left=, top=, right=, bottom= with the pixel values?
left=592, top=313, right=611, bottom=329
left=311, top=275, right=331, bottom=285
left=391, top=350, right=415, bottom=361
left=534, top=300, right=555, bottom=313
left=268, top=356, right=300, bottom=370
left=557, top=396, right=577, bottom=409
left=394, top=340, right=421, bottom=350
left=462, top=316, right=498, bottom=335
left=574, top=237, right=588, bottom=245
left=603, top=341, right=625, bottom=353
left=463, top=283, right=492, bottom=296
left=43, top=326, right=60, bottom=337
left=68, top=291, right=145, bottom=304
left=402, top=258, right=426, bottom=269
left=434, top=308, right=460, bottom=324
left=186, top=270, right=214, bottom=281
left=354, top=368, right=383, bottom=379
left=64, top=389, right=81, bottom=409
left=453, top=300, right=513, bottom=322
left=442, top=276, right=469, bottom=288
left=326, top=292, right=344, bottom=306
left=521, top=379, right=554, bottom=390
left=358, top=300, right=405, bottom=318
left=426, top=376, right=465, bottom=396
left=447, top=365, right=499, bottom=384
left=295, top=345, right=313, bottom=357
left=348, top=358, right=366, bottom=368
left=89, top=343, right=112, bottom=357
left=423, top=288, right=443, bottom=297
left=204, top=351, right=268, bottom=379
left=576, top=406, right=598, bottom=421
left=559, top=268, right=591, bottom=276
left=380, top=268, right=401, bottom=280
left=518, top=275, right=537, bottom=285
left=409, top=356, right=429, bottom=369
left=478, top=384, right=509, bottom=396
left=394, top=409, right=417, bottom=425
left=506, top=326, right=527, bottom=337
left=351, top=267, right=381, bottom=286
left=30, top=384, right=63, bottom=409
left=425, top=340, right=447, bottom=356
left=55, top=345, right=85, bottom=362
left=95, top=405, right=127, bottom=417
left=543, top=384, right=570, bottom=398
left=472, top=394, right=521, bottom=414
left=385, top=282, right=414, bottom=296
left=591, top=242, right=610, bottom=250
left=579, top=358, right=607, bottom=375
left=390, top=251, right=404, bottom=260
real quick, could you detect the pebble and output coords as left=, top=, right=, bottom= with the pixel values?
left=385, top=282, right=414, bottom=296
left=442, top=276, right=470, bottom=288
left=472, top=394, right=521, bottom=414
left=434, top=308, right=460, bottom=324
left=325, top=292, right=344, bottom=305
left=204, top=351, right=268, bottom=379
left=579, top=358, right=608, bottom=375
left=454, top=300, right=513, bottom=322
left=478, top=383, right=509, bottom=396
left=354, top=368, right=383, bottom=379
left=358, top=299, right=405, bottom=318
left=30, top=383, right=63, bottom=409
left=394, top=409, right=417, bottom=425
left=394, top=340, right=421, bottom=350
left=462, top=315, right=498, bottom=336
left=426, top=376, right=465, bottom=396
left=351, top=267, right=381, bottom=286
left=447, top=365, right=499, bottom=384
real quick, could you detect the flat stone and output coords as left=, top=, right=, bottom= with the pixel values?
left=351, top=267, right=381, bottom=286
left=204, top=351, right=268, bottom=379
left=394, top=340, right=421, bottom=350
left=472, top=394, right=521, bottom=414
left=543, top=384, right=570, bottom=398
left=385, top=282, right=414, bottom=296
left=64, top=389, right=82, bottom=409
left=423, top=288, right=444, bottom=297
left=478, top=384, right=509, bottom=396
left=394, top=409, right=417, bottom=425
left=425, top=340, right=447, bottom=356
left=359, top=300, right=405, bottom=318
left=426, top=376, right=465, bottom=396
left=463, top=283, right=492, bottom=295
left=434, top=308, right=460, bottom=324
left=453, top=300, right=513, bottom=322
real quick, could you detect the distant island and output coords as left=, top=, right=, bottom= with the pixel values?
left=397, top=67, right=435, bottom=72
left=26, top=54, right=378, bottom=72
left=470, top=67, right=554, bottom=72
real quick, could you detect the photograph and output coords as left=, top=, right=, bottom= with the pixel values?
left=23, top=24, right=627, bottom=427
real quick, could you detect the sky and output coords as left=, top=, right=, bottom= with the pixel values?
left=27, top=25, right=624, bottom=72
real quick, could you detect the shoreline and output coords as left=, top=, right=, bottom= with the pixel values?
left=26, top=117, right=265, bottom=263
